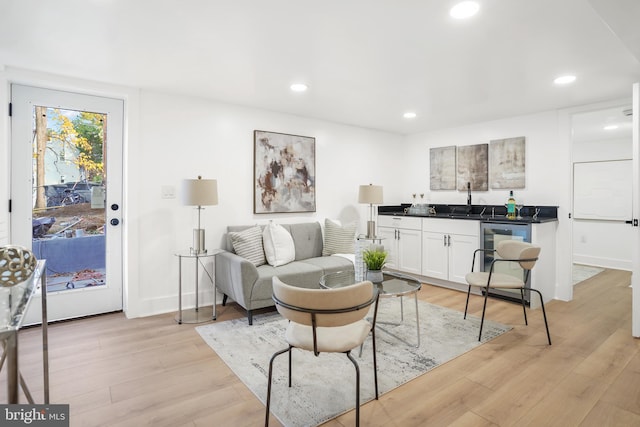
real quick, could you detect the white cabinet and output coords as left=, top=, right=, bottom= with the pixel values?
left=422, top=219, right=479, bottom=284
left=377, top=216, right=422, bottom=275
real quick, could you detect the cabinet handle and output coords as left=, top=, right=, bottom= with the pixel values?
left=447, top=235, right=451, bottom=246
left=397, top=229, right=400, bottom=240
left=443, top=235, right=447, bottom=246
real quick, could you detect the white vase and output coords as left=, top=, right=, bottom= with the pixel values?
left=366, top=270, right=384, bottom=283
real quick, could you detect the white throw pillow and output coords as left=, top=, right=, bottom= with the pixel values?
left=322, top=219, right=356, bottom=256
left=263, top=222, right=296, bottom=267
left=229, top=226, right=266, bottom=267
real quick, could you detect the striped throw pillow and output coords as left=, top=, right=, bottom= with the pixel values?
left=229, top=226, right=266, bottom=267
left=322, top=219, right=356, bottom=256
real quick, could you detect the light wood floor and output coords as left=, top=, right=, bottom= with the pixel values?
left=2, top=269, right=638, bottom=426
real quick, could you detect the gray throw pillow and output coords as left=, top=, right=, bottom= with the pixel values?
left=229, top=226, right=266, bottom=267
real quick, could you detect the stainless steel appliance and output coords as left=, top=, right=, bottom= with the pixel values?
left=480, top=221, right=532, bottom=304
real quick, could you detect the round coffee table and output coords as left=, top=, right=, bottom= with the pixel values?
left=320, top=270, right=422, bottom=347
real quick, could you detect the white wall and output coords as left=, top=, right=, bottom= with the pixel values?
left=132, top=90, right=404, bottom=317
left=402, top=111, right=572, bottom=301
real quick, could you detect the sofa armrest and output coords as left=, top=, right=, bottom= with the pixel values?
left=215, top=251, right=259, bottom=310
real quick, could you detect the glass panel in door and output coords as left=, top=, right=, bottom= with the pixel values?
left=32, top=107, right=107, bottom=292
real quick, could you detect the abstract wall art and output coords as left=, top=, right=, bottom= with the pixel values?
left=430, top=146, right=457, bottom=190
left=254, top=130, right=316, bottom=213
left=489, top=136, right=525, bottom=189
left=456, top=143, right=488, bottom=191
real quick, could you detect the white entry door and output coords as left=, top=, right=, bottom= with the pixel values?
left=11, top=84, right=124, bottom=323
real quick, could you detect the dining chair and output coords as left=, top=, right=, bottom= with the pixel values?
left=265, top=276, right=379, bottom=427
left=464, top=240, right=551, bottom=345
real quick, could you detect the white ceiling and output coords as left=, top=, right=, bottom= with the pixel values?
left=1, top=0, right=639, bottom=135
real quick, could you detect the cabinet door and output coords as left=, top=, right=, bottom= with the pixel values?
left=422, top=231, right=448, bottom=280
left=448, top=233, right=479, bottom=284
left=377, top=227, right=397, bottom=270
left=397, top=228, right=422, bottom=275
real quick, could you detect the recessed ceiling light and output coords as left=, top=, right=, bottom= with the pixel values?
left=450, top=1, right=480, bottom=19
left=603, top=125, right=618, bottom=130
left=403, top=112, right=417, bottom=119
left=290, top=83, right=308, bottom=92
left=553, top=75, right=576, bottom=85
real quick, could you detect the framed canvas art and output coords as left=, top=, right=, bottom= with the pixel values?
left=489, top=136, right=526, bottom=189
left=430, top=146, right=457, bottom=190
left=456, top=143, right=488, bottom=191
left=254, top=130, right=316, bottom=213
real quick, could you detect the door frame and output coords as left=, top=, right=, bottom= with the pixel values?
left=632, top=83, right=640, bottom=337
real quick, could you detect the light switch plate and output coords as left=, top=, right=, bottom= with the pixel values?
left=161, top=185, right=176, bottom=199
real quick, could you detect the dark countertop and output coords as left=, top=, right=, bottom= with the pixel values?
left=378, top=204, right=558, bottom=224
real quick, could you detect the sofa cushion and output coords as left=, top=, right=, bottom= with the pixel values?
left=229, top=226, right=266, bottom=267
left=251, top=261, right=324, bottom=302
left=299, top=255, right=355, bottom=275
left=286, top=222, right=324, bottom=260
left=322, top=219, right=356, bottom=256
left=263, top=222, right=295, bottom=267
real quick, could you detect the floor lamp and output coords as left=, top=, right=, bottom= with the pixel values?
left=358, top=184, right=383, bottom=238
left=182, top=176, right=218, bottom=255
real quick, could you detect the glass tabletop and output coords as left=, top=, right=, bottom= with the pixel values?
left=320, top=270, right=421, bottom=296
left=174, top=249, right=222, bottom=258
left=0, top=259, right=45, bottom=332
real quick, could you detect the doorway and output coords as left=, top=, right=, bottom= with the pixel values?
left=570, top=105, right=633, bottom=278
left=11, top=85, right=124, bottom=322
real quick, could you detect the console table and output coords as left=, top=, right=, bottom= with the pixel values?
left=0, top=259, right=49, bottom=403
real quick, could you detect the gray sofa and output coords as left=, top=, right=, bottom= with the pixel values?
left=215, top=222, right=354, bottom=324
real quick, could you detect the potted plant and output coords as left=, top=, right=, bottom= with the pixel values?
left=363, top=248, right=387, bottom=283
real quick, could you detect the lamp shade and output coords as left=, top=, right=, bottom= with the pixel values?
left=182, top=177, right=218, bottom=206
left=358, top=184, right=383, bottom=204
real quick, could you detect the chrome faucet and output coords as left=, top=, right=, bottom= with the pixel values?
left=466, top=182, right=472, bottom=213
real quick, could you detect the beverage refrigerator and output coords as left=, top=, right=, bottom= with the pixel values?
left=480, top=221, right=532, bottom=304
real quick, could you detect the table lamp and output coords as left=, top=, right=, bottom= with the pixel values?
left=182, top=176, right=218, bottom=255
left=358, top=184, right=383, bottom=238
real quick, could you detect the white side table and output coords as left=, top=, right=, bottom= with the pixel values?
left=175, top=250, right=220, bottom=324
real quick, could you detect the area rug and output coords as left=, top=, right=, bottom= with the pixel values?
left=196, top=299, right=510, bottom=427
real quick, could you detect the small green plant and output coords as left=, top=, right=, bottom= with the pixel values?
left=363, top=248, right=387, bottom=271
